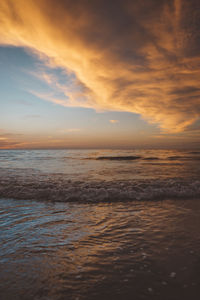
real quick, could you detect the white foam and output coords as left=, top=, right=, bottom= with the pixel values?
left=0, top=170, right=200, bottom=202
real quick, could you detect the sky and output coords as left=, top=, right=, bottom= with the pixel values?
left=0, top=0, right=200, bottom=149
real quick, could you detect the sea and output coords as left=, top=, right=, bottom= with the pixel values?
left=0, top=149, right=200, bottom=299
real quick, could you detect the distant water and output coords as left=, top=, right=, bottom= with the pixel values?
left=0, top=149, right=200, bottom=202
left=0, top=150, right=200, bottom=299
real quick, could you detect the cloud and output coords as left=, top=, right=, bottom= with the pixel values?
left=66, top=128, right=81, bottom=133
left=58, top=128, right=82, bottom=134
left=110, top=120, right=119, bottom=124
left=0, top=0, right=200, bottom=132
left=24, top=114, right=41, bottom=119
left=0, top=132, right=24, bottom=148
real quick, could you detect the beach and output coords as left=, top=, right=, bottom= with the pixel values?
left=0, top=197, right=200, bottom=300
left=0, top=149, right=200, bottom=299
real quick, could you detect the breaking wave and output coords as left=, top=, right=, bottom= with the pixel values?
left=0, top=149, right=200, bottom=203
left=1, top=174, right=200, bottom=202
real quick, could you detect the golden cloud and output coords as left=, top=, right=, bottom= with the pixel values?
left=65, top=128, right=81, bottom=133
left=110, top=120, right=119, bottom=124
left=0, top=132, right=23, bottom=148
left=0, top=0, right=200, bottom=132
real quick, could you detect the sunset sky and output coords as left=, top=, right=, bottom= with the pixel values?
left=0, top=0, right=200, bottom=149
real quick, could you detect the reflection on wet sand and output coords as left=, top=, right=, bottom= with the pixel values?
left=0, top=198, right=200, bottom=300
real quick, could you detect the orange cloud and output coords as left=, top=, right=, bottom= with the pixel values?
left=0, top=132, right=24, bottom=149
left=110, top=120, right=119, bottom=124
left=65, top=129, right=81, bottom=133
left=0, top=0, right=200, bottom=132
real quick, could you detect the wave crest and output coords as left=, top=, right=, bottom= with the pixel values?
left=1, top=175, right=200, bottom=202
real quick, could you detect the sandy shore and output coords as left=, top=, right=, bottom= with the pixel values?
left=0, top=198, right=200, bottom=300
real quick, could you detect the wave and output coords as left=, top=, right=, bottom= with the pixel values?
left=96, top=156, right=161, bottom=161
left=142, top=157, right=159, bottom=160
left=1, top=176, right=200, bottom=202
left=189, top=151, right=200, bottom=154
left=94, top=155, right=200, bottom=162
left=167, top=156, right=200, bottom=160
left=96, top=156, right=142, bottom=161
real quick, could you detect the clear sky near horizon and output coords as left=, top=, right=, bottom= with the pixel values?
left=0, top=0, right=200, bottom=149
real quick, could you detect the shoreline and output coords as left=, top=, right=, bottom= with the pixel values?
left=0, top=197, right=200, bottom=299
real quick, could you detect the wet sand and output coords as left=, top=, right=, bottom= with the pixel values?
left=0, top=197, right=200, bottom=300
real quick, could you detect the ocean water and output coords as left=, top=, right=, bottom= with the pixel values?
left=0, top=149, right=200, bottom=201
left=0, top=149, right=200, bottom=299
